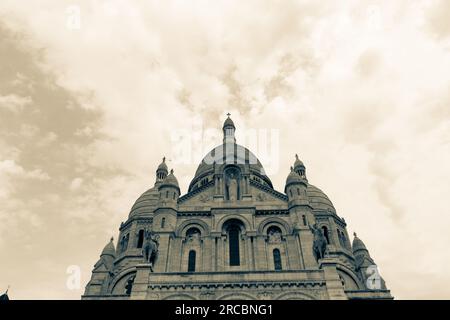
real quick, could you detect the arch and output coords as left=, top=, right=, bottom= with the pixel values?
left=188, top=250, right=196, bottom=272
left=176, top=219, right=210, bottom=237
left=226, top=222, right=241, bottom=266
left=161, top=217, right=166, bottom=228
left=257, top=217, right=291, bottom=235
left=321, top=225, right=330, bottom=244
left=136, top=229, right=144, bottom=248
left=216, top=214, right=251, bottom=234
left=186, top=227, right=201, bottom=237
left=275, top=291, right=316, bottom=300
left=267, top=225, right=282, bottom=234
left=109, top=268, right=136, bottom=294
left=163, top=294, right=197, bottom=300
left=218, top=292, right=258, bottom=300
left=336, top=265, right=364, bottom=290
left=302, top=215, right=307, bottom=226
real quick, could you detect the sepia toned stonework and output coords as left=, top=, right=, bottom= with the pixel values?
left=82, top=116, right=392, bottom=300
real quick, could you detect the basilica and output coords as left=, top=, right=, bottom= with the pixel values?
left=82, top=115, right=392, bottom=300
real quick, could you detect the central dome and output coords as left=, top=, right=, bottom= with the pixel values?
left=188, top=143, right=273, bottom=192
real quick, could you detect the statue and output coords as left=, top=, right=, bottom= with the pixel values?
left=268, top=228, right=282, bottom=244
left=142, top=229, right=160, bottom=271
left=309, top=224, right=327, bottom=262
left=125, top=275, right=135, bottom=295
left=226, top=171, right=239, bottom=201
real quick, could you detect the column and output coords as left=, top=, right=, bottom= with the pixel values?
left=154, top=234, right=170, bottom=272
left=168, top=237, right=182, bottom=272
left=319, top=258, right=348, bottom=300
left=297, top=227, right=316, bottom=269
left=286, top=235, right=302, bottom=270
left=202, top=236, right=213, bottom=272
left=255, top=235, right=268, bottom=270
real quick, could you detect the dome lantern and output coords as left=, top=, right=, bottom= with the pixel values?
left=156, top=157, right=168, bottom=183
left=223, top=113, right=236, bottom=144
left=157, top=169, right=180, bottom=210
left=285, top=165, right=308, bottom=205
left=293, top=154, right=306, bottom=179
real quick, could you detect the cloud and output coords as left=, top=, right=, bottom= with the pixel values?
left=0, top=94, right=32, bottom=112
left=426, top=0, right=450, bottom=40
left=69, top=177, right=83, bottom=191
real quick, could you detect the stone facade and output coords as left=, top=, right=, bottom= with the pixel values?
left=82, top=116, right=392, bottom=300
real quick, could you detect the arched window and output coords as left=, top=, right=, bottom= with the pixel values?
left=161, top=217, right=166, bottom=229
left=302, top=215, right=307, bottom=226
left=322, top=226, right=330, bottom=244
left=337, top=229, right=343, bottom=246
left=137, top=230, right=144, bottom=248
left=121, top=234, right=129, bottom=252
left=188, top=250, right=196, bottom=272
left=339, top=230, right=347, bottom=248
left=297, top=188, right=300, bottom=195
left=273, top=249, right=282, bottom=271
left=165, top=191, right=169, bottom=198
left=228, top=225, right=240, bottom=266
left=289, top=189, right=293, bottom=197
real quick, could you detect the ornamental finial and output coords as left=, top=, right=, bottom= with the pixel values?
left=226, top=112, right=231, bottom=117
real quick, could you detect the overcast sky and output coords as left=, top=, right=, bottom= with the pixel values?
left=0, top=0, right=449, bottom=299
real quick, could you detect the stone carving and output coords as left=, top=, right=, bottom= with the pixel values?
left=142, top=229, right=160, bottom=271
left=256, top=193, right=267, bottom=201
left=199, top=194, right=209, bottom=203
left=226, top=171, right=238, bottom=201
left=257, top=291, right=273, bottom=300
left=309, top=224, right=327, bottom=262
left=199, top=290, right=215, bottom=299
left=268, top=228, right=282, bottom=244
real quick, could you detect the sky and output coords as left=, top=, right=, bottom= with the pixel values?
left=0, top=0, right=449, bottom=299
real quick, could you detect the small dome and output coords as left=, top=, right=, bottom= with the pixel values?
left=101, top=238, right=116, bottom=257
left=129, top=187, right=159, bottom=217
left=160, top=169, right=179, bottom=189
left=285, top=167, right=302, bottom=186
left=157, top=157, right=168, bottom=172
left=306, top=184, right=335, bottom=212
left=0, top=287, right=9, bottom=301
left=294, top=154, right=304, bottom=168
left=352, top=233, right=368, bottom=253
left=189, top=143, right=273, bottom=191
left=223, top=114, right=235, bottom=128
